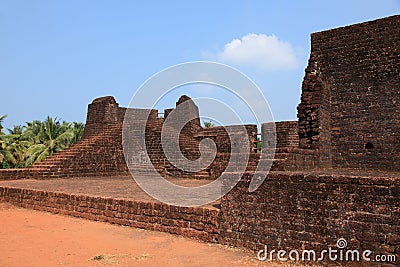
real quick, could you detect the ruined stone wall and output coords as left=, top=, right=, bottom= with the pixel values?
left=262, top=121, right=298, bottom=149
left=298, top=15, right=400, bottom=170
left=144, top=96, right=209, bottom=178
left=260, top=121, right=319, bottom=171
left=33, top=96, right=129, bottom=177
left=82, top=96, right=124, bottom=138
left=220, top=172, right=400, bottom=265
left=2, top=171, right=398, bottom=265
left=197, top=125, right=259, bottom=177
left=0, top=95, right=259, bottom=179
left=0, top=97, right=130, bottom=179
left=0, top=186, right=219, bottom=243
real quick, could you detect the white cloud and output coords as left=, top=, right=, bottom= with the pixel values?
left=217, top=33, right=298, bottom=71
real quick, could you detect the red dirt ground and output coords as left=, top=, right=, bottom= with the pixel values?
left=0, top=202, right=302, bottom=267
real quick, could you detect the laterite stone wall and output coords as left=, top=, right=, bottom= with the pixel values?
left=220, top=172, right=400, bottom=265
left=0, top=95, right=259, bottom=179
left=298, top=15, right=400, bottom=170
left=0, top=186, right=220, bottom=242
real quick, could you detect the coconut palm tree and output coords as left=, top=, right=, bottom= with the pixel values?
left=1, top=125, right=31, bottom=168
left=23, top=120, right=43, bottom=144
left=0, top=114, right=7, bottom=134
left=0, top=114, right=7, bottom=167
left=69, top=122, right=84, bottom=145
left=24, top=116, right=74, bottom=166
left=1, top=116, right=84, bottom=168
left=0, top=136, right=10, bottom=168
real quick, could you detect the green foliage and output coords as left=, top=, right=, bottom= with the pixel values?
left=0, top=114, right=7, bottom=134
left=0, top=116, right=84, bottom=169
left=0, top=125, right=31, bottom=168
left=70, top=122, right=84, bottom=144
left=92, top=255, right=105, bottom=261
left=256, top=140, right=262, bottom=153
left=203, top=121, right=215, bottom=128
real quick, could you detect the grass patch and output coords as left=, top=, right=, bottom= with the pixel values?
left=92, top=254, right=105, bottom=261
left=135, top=252, right=152, bottom=260
left=90, top=254, right=128, bottom=265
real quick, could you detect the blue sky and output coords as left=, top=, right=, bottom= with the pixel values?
left=1, top=0, right=399, bottom=129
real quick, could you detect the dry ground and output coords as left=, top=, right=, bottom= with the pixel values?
left=0, top=202, right=308, bottom=267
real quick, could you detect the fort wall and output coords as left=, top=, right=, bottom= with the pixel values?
left=298, top=15, right=400, bottom=170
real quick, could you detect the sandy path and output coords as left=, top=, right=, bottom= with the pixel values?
left=0, top=203, right=274, bottom=267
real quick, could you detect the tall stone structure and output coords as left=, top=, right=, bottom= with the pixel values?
left=298, top=15, right=400, bottom=170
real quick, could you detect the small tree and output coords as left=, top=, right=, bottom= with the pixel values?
left=203, top=121, right=215, bottom=128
